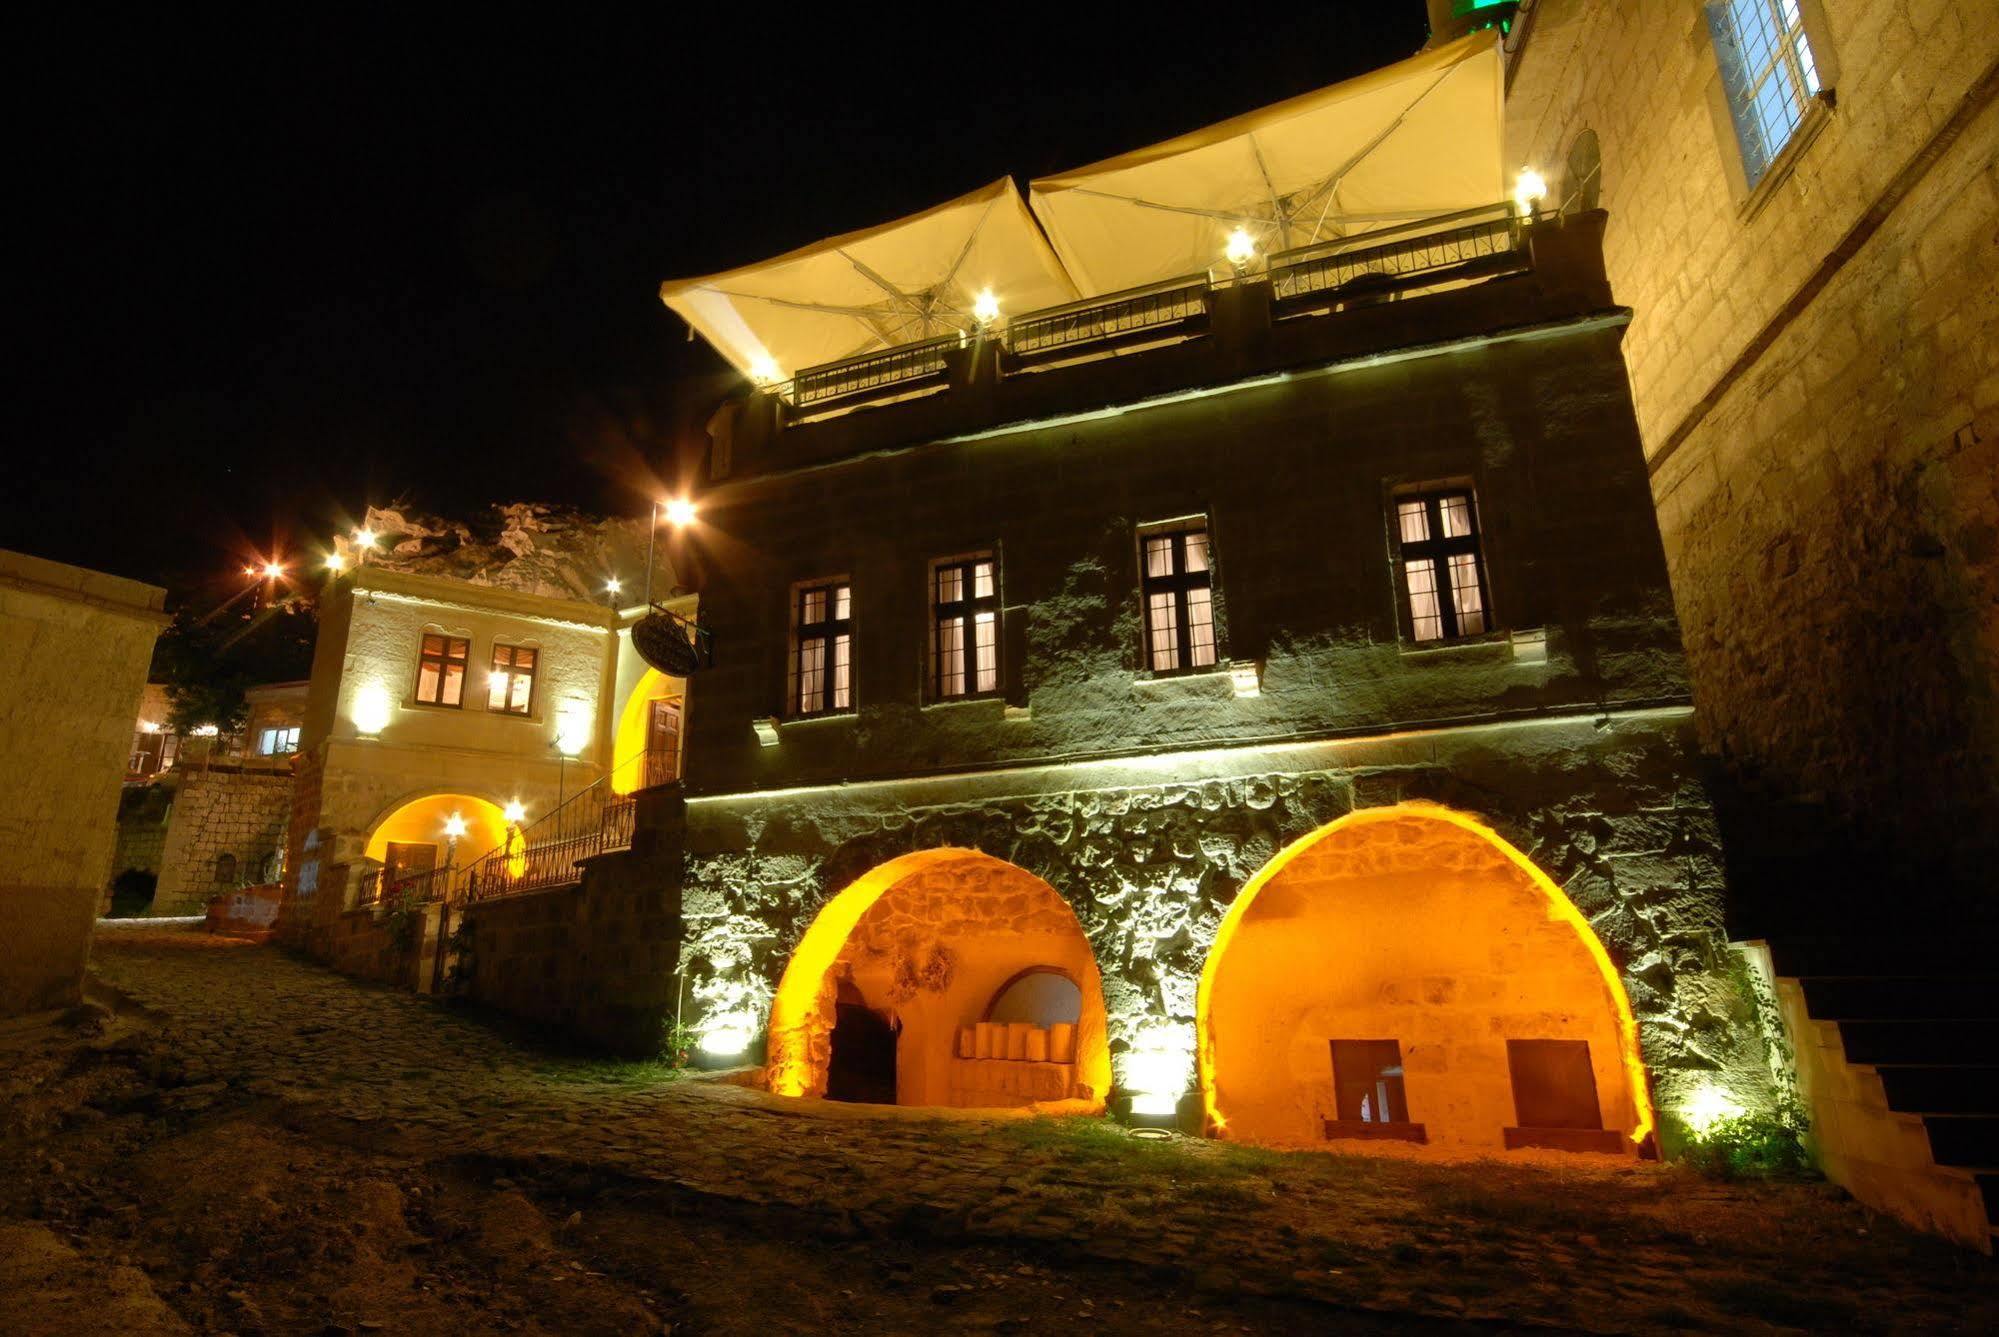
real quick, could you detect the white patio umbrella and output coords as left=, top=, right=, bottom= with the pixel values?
left=659, top=177, right=1079, bottom=384
left=1028, top=32, right=1506, bottom=296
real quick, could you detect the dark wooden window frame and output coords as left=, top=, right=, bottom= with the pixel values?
left=792, top=579, right=854, bottom=717
left=1390, top=487, right=1494, bottom=645
left=413, top=633, right=471, bottom=707
left=1138, top=520, right=1220, bottom=676
left=486, top=642, right=539, bottom=717
left=930, top=553, right=1001, bottom=701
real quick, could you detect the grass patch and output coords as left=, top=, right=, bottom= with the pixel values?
left=531, top=1057, right=688, bottom=1087
left=994, top=1116, right=1294, bottom=1186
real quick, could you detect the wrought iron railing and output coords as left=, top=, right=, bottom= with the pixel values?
left=790, top=333, right=959, bottom=408
left=1004, top=275, right=1211, bottom=359
left=358, top=863, right=454, bottom=909
left=458, top=775, right=640, bottom=904
left=1268, top=203, right=1524, bottom=306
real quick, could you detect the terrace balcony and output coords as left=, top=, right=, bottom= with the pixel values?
left=712, top=206, right=1612, bottom=480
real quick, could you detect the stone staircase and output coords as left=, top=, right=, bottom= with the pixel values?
left=1750, top=937, right=1998, bottom=1251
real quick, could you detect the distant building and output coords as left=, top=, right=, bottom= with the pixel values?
left=0, top=549, right=166, bottom=1014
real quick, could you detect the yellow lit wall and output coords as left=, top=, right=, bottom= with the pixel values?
left=766, top=849, right=1112, bottom=1108
left=363, top=793, right=509, bottom=868
left=610, top=667, right=686, bottom=794
left=1199, top=803, right=1652, bottom=1150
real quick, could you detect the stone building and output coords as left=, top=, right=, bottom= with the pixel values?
left=1435, top=0, right=1998, bottom=1250
left=624, top=35, right=1772, bottom=1164
left=0, top=549, right=166, bottom=1015
left=276, top=539, right=693, bottom=990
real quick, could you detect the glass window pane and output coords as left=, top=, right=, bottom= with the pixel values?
left=1440, top=495, right=1474, bottom=538
left=973, top=562, right=994, bottom=598
left=798, top=637, right=824, bottom=713
left=1148, top=591, right=1180, bottom=670
left=1405, top=559, right=1443, bottom=642
left=417, top=662, right=440, bottom=703
left=422, top=634, right=443, bottom=656
left=974, top=611, right=998, bottom=692
left=833, top=585, right=851, bottom=621
left=1144, top=536, right=1175, bottom=579
left=1186, top=586, right=1217, bottom=667
left=1182, top=531, right=1209, bottom=573
left=937, top=566, right=962, bottom=605
left=802, top=589, right=826, bottom=624
left=441, top=662, right=464, bottom=706
left=832, top=633, right=851, bottom=708
left=487, top=669, right=509, bottom=711
left=1447, top=552, right=1487, bottom=636
left=937, top=618, right=965, bottom=696
left=1397, top=501, right=1430, bottom=544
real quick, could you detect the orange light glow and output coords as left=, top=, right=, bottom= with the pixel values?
left=363, top=793, right=509, bottom=869
left=765, top=848, right=1113, bottom=1108
left=1194, top=801, right=1655, bottom=1149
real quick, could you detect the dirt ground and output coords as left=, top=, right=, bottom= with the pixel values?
left=2, top=926, right=1993, bottom=1334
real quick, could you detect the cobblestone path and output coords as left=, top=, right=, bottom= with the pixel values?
left=5, top=925, right=1993, bottom=1334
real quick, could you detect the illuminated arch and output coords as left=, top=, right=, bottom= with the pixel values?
left=611, top=667, right=686, bottom=793
left=1196, top=801, right=1654, bottom=1148
left=362, top=791, right=510, bottom=867
left=766, top=848, right=1114, bottom=1109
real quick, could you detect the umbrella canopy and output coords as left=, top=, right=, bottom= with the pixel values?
left=659, top=177, right=1078, bottom=384
left=1028, top=33, right=1505, bottom=296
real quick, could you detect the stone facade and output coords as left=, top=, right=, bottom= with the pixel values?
left=628, top=215, right=1774, bottom=1142
left=0, top=549, right=166, bottom=1014
left=1503, top=0, right=1999, bottom=918
left=147, top=767, right=295, bottom=915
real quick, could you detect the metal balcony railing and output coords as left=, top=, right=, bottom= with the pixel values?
left=1004, top=275, right=1211, bottom=360
left=1268, top=203, right=1525, bottom=307
left=790, top=333, right=958, bottom=409
left=458, top=773, right=647, bottom=905
left=358, top=863, right=453, bottom=910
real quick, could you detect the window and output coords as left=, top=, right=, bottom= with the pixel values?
left=257, top=725, right=300, bottom=755
left=486, top=643, right=537, bottom=715
left=932, top=556, right=999, bottom=698
left=793, top=581, right=852, bottom=715
left=1140, top=523, right=1219, bottom=674
left=1393, top=490, right=1490, bottom=643
left=213, top=852, right=237, bottom=885
left=1331, top=1039, right=1410, bottom=1124
left=414, top=633, right=469, bottom=706
left=1707, top=0, right=1822, bottom=190
left=1506, top=1039, right=1603, bottom=1130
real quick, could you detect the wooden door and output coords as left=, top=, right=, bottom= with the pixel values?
left=644, top=698, right=683, bottom=787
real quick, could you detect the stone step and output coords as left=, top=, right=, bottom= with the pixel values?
left=1801, top=976, right=1999, bottom=1021
left=1922, top=1116, right=1999, bottom=1170
left=1877, top=1066, right=1999, bottom=1115
left=1838, top=1021, right=1999, bottom=1067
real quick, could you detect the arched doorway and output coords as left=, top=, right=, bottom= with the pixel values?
left=766, top=849, right=1113, bottom=1110
left=611, top=668, right=686, bottom=793
left=364, top=793, right=509, bottom=890
left=1198, top=803, right=1652, bottom=1154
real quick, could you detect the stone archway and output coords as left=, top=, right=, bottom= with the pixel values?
left=363, top=792, right=510, bottom=876
left=765, top=849, right=1114, bottom=1110
left=1197, top=802, right=1653, bottom=1153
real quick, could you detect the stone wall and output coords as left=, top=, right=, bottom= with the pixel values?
left=0, top=550, right=166, bottom=1015
left=150, top=768, right=295, bottom=916
left=1505, top=1, right=1999, bottom=916
left=675, top=708, right=1771, bottom=1131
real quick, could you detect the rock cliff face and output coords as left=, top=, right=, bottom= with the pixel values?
left=339, top=503, right=663, bottom=604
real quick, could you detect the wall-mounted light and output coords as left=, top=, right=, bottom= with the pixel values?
left=325, top=552, right=346, bottom=572
left=1223, top=226, right=1257, bottom=271
left=555, top=706, right=591, bottom=757
left=503, top=799, right=527, bottom=824
left=262, top=561, right=285, bottom=579
left=749, top=353, right=782, bottom=387
left=972, top=288, right=1001, bottom=327
left=1513, top=167, right=1548, bottom=217
left=352, top=684, right=393, bottom=736
left=699, top=1013, right=755, bottom=1057
left=1680, top=1082, right=1746, bottom=1137
left=354, top=528, right=378, bottom=550
left=605, top=576, right=622, bottom=597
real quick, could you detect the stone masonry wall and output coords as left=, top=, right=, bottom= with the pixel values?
left=151, top=768, right=295, bottom=916
left=1506, top=1, right=1999, bottom=909
left=676, top=709, right=1771, bottom=1131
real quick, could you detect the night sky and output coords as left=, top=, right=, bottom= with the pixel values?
left=14, top=11, right=1428, bottom=595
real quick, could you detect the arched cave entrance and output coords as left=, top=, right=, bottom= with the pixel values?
left=767, top=849, right=1113, bottom=1110
left=1198, top=803, right=1652, bottom=1154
